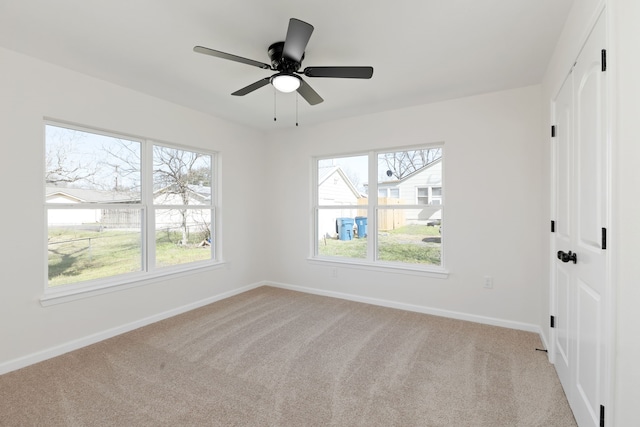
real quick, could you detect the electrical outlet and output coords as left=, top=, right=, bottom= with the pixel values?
left=483, top=276, right=493, bottom=289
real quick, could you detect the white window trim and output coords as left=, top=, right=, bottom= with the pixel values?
left=416, top=186, right=430, bottom=205
left=43, top=120, right=221, bottom=304
left=311, top=144, right=446, bottom=276
left=41, top=261, right=225, bottom=306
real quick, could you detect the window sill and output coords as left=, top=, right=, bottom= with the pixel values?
left=307, top=257, right=449, bottom=279
left=40, top=261, right=226, bottom=307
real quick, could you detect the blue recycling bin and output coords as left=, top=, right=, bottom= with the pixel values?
left=336, top=218, right=355, bottom=241
left=355, top=216, right=368, bottom=238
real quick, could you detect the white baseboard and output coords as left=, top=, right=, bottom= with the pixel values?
left=0, top=281, right=266, bottom=376
left=1, top=280, right=546, bottom=376
left=267, top=281, right=543, bottom=335
left=538, top=327, right=552, bottom=361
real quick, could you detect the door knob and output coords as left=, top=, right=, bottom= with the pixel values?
left=557, top=250, right=577, bottom=264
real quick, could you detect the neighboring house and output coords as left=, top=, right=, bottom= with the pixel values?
left=153, top=184, right=212, bottom=237
left=46, top=186, right=138, bottom=227
left=46, top=184, right=212, bottom=232
left=317, top=166, right=364, bottom=238
left=153, top=183, right=211, bottom=205
left=377, top=158, right=443, bottom=227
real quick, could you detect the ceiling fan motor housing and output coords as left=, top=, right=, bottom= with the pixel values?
left=268, top=41, right=303, bottom=73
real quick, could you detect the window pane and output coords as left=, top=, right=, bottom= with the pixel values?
left=155, top=209, right=212, bottom=267
left=317, top=209, right=367, bottom=259
left=47, top=209, right=142, bottom=286
left=377, top=208, right=442, bottom=266
left=153, top=146, right=212, bottom=206
left=318, top=155, right=367, bottom=206
left=416, top=187, right=429, bottom=205
left=45, top=125, right=141, bottom=203
left=377, top=148, right=442, bottom=205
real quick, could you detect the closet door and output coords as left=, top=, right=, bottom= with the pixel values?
left=552, top=11, right=609, bottom=427
left=552, top=71, right=573, bottom=401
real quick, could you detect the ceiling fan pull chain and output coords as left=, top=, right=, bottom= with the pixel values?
left=296, top=92, right=299, bottom=127
left=273, top=88, right=277, bottom=122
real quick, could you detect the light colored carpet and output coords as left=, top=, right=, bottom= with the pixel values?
left=0, top=286, right=576, bottom=426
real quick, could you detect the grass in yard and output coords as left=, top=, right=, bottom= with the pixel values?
left=318, top=236, right=368, bottom=259
left=48, top=229, right=142, bottom=286
left=48, top=228, right=211, bottom=286
left=318, top=223, right=441, bottom=265
left=387, top=223, right=441, bottom=236
left=380, top=223, right=441, bottom=265
left=155, top=231, right=211, bottom=267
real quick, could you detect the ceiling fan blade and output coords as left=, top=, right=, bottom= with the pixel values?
left=193, top=46, right=271, bottom=70
left=231, top=78, right=271, bottom=96
left=282, top=18, right=314, bottom=63
left=297, top=78, right=323, bottom=105
left=303, top=66, right=374, bottom=79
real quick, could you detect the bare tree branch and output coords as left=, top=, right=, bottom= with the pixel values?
left=381, top=148, right=442, bottom=180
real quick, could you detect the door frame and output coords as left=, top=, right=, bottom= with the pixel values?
left=547, top=4, right=615, bottom=425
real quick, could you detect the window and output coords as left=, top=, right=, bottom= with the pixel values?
left=314, top=146, right=443, bottom=270
left=417, top=187, right=430, bottom=204
left=316, top=155, right=368, bottom=260
left=45, top=122, right=217, bottom=290
left=416, top=186, right=442, bottom=205
left=378, top=188, right=400, bottom=199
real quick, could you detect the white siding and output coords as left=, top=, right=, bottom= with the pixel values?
left=46, top=193, right=102, bottom=225
left=318, top=169, right=361, bottom=238
left=379, top=161, right=443, bottom=224
left=318, top=169, right=359, bottom=205
left=395, top=161, right=442, bottom=204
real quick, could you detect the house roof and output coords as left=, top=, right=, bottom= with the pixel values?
left=153, top=184, right=212, bottom=203
left=318, top=166, right=363, bottom=199
left=47, top=184, right=213, bottom=204
left=46, top=186, right=139, bottom=203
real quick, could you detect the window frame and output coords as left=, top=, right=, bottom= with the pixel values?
left=416, top=186, right=430, bottom=204
left=42, top=120, right=221, bottom=305
left=311, top=144, right=447, bottom=277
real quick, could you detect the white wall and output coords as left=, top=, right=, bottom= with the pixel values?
left=541, top=0, right=640, bottom=424
left=0, top=47, right=267, bottom=371
left=5, top=9, right=636, bottom=422
left=264, top=85, right=543, bottom=329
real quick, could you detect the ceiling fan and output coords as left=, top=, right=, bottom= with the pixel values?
left=193, top=18, right=374, bottom=106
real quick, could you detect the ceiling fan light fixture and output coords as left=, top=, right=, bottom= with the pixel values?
left=271, top=73, right=301, bottom=93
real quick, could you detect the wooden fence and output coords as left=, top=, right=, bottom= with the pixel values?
left=358, top=198, right=405, bottom=231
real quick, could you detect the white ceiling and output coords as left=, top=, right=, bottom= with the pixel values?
left=0, top=0, right=574, bottom=131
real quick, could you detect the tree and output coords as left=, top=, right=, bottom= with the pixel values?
left=99, top=139, right=141, bottom=192
left=45, top=127, right=99, bottom=186
left=379, top=148, right=442, bottom=180
left=153, top=146, right=211, bottom=245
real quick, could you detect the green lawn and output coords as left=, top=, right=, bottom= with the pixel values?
left=49, top=223, right=439, bottom=286
left=48, top=228, right=211, bottom=286
left=318, top=224, right=441, bottom=265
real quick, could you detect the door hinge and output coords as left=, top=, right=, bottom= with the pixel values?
left=551, top=220, right=556, bottom=233
left=600, top=404, right=605, bottom=427
left=550, top=315, right=555, bottom=328
left=601, top=49, right=607, bottom=72
left=602, top=227, right=607, bottom=250
left=551, top=125, right=556, bottom=138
